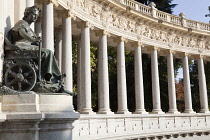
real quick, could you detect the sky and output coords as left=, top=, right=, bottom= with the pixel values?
left=172, top=0, right=210, bottom=24
left=171, top=0, right=209, bottom=79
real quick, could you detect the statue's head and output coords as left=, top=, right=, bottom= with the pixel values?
left=23, top=6, right=40, bottom=22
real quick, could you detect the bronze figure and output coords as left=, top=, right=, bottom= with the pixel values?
left=3, top=6, right=75, bottom=95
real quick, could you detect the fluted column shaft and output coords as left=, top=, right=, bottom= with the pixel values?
left=151, top=48, right=163, bottom=114
left=182, top=55, right=194, bottom=113
left=197, top=56, right=209, bottom=113
left=167, top=52, right=179, bottom=114
left=80, top=25, right=94, bottom=114
left=62, top=17, right=73, bottom=91
left=55, top=28, right=62, bottom=71
left=116, top=38, right=130, bottom=114
left=42, top=3, right=54, bottom=51
left=134, top=45, right=147, bottom=114
left=98, top=33, right=112, bottom=114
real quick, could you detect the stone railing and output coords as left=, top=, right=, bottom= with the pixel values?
left=114, top=0, right=210, bottom=32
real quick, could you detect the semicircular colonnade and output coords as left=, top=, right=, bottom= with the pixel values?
left=1, top=0, right=210, bottom=139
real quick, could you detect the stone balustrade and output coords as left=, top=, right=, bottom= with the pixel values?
left=114, top=0, right=210, bottom=32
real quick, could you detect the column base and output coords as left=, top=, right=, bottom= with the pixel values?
left=199, top=109, right=210, bottom=113
left=184, top=109, right=195, bottom=114
left=167, top=109, right=180, bottom=114
left=150, top=109, right=165, bottom=114
left=133, top=109, right=148, bottom=114
left=79, top=108, right=96, bottom=114
left=97, top=109, right=114, bottom=114
left=116, top=109, right=131, bottom=114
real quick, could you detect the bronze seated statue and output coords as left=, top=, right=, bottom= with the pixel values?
left=1, top=6, right=75, bottom=96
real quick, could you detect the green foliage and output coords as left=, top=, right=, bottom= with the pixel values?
left=189, top=61, right=200, bottom=112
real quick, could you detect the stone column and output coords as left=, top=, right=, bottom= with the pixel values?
left=133, top=42, right=147, bottom=114
left=167, top=50, right=179, bottom=114
left=26, top=0, right=34, bottom=7
left=0, top=0, right=4, bottom=84
left=60, top=10, right=75, bottom=91
left=77, top=39, right=82, bottom=112
left=96, top=30, right=113, bottom=114
left=116, top=37, right=130, bottom=114
left=197, top=55, right=209, bottom=113
left=182, top=53, right=195, bottom=113
left=26, top=0, right=34, bottom=30
left=55, top=27, right=62, bottom=71
left=78, top=22, right=94, bottom=114
left=39, top=0, right=58, bottom=52
left=150, top=47, right=164, bottom=114
left=14, top=0, right=26, bottom=22
left=35, top=17, right=42, bottom=37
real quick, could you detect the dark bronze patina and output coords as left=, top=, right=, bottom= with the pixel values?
left=2, top=6, right=75, bottom=95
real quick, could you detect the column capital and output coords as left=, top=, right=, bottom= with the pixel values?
left=163, top=49, right=176, bottom=54
left=37, top=0, right=59, bottom=7
left=77, top=21, right=94, bottom=30
left=192, top=54, right=205, bottom=60
left=131, top=41, right=144, bottom=48
left=179, top=52, right=191, bottom=57
left=113, top=36, right=128, bottom=43
left=57, top=10, right=76, bottom=19
left=148, top=46, right=160, bottom=51
left=95, top=30, right=111, bottom=37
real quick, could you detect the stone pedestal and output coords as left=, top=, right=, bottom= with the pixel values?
left=0, top=94, right=80, bottom=140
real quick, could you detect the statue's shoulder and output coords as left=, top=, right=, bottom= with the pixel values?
left=13, top=20, right=28, bottom=30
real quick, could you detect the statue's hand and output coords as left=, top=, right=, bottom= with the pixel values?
left=36, top=37, right=41, bottom=42
left=31, top=37, right=41, bottom=46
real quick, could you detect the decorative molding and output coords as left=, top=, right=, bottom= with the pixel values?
left=148, top=46, right=160, bottom=51
left=113, top=36, right=128, bottom=43
left=72, top=0, right=210, bottom=52
left=57, top=10, right=76, bottom=19
left=73, top=115, right=210, bottom=140
left=77, top=21, right=94, bottom=30
left=164, top=49, right=176, bottom=55
left=130, top=41, right=144, bottom=48
left=193, top=54, right=205, bottom=60
left=95, top=30, right=111, bottom=37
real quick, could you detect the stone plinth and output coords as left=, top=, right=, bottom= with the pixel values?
left=0, top=94, right=80, bottom=140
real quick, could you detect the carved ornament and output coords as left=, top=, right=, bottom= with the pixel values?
left=72, top=0, right=210, bottom=51
left=57, top=10, right=76, bottom=19
left=77, top=21, right=94, bottom=30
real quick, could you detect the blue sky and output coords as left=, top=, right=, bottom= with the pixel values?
left=172, top=0, right=210, bottom=23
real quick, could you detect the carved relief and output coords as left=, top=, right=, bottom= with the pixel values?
left=206, top=41, right=210, bottom=50
left=73, top=0, right=210, bottom=51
